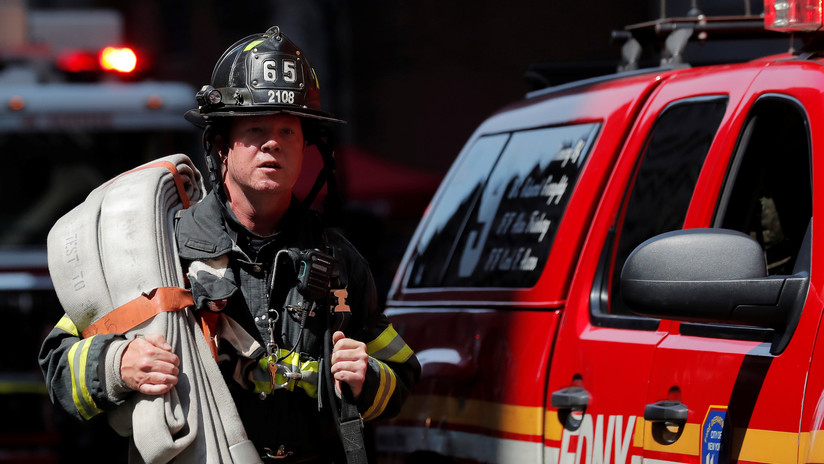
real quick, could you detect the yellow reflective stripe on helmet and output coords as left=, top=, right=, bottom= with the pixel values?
left=67, top=337, right=102, bottom=420
left=244, top=39, right=264, bottom=52
left=365, top=325, right=414, bottom=364
left=362, top=359, right=396, bottom=421
left=56, top=316, right=79, bottom=336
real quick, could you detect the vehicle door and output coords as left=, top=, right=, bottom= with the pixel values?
left=375, top=74, right=669, bottom=464
left=633, top=60, right=822, bottom=463
left=544, top=64, right=767, bottom=464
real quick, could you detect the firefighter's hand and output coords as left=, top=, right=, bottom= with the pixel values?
left=331, top=331, right=368, bottom=399
left=120, top=333, right=179, bottom=395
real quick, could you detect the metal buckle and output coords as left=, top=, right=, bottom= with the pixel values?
left=262, top=445, right=293, bottom=460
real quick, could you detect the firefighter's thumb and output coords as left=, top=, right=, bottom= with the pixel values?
left=143, top=333, right=172, bottom=351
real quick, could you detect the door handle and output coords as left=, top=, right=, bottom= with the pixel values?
left=551, top=386, right=590, bottom=409
left=551, top=386, right=590, bottom=431
left=644, top=400, right=688, bottom=445
left=644, top=400, right=688, bottom=422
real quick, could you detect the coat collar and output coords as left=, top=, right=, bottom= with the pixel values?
left=176, top=190, right=309, bottom=261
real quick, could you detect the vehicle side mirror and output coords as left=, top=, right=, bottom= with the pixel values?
left=620, top=228, right=809, bottom=354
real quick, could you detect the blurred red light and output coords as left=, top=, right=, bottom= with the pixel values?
left=56, top=50, right=99, bottom=72
left=99, top=47, right=137, bottom=73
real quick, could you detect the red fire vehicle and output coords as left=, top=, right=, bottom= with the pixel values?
left=375, top=1, right=824, bottom=463
left=0, top=7, right=198, bottom=463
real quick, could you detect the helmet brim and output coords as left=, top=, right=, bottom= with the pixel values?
left=184, top=107, right=346, bottom=129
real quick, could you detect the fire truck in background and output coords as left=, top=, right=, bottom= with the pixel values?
left=0, top=4, right=198, bottom=463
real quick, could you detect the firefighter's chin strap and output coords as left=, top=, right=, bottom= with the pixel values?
left=303, top=137, right=343, bottom=224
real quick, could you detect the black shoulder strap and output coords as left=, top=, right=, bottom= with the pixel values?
left=323, top=326, right=367, bottom=464
left=318, top=227, right=367, bottom=464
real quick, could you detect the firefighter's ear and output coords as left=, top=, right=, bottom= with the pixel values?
left=214, top=135, right=228, bottom=163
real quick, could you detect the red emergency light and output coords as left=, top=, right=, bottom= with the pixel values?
left=56, top=50, right=99, bottom=73
left=56, top=46, right=138, bottom=74
left=764, top=0, right=824, bottom=31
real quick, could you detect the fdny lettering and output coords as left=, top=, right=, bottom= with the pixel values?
left=559, top=414, right=636, bottom=464
left=332, top=289, right=350, bottom=313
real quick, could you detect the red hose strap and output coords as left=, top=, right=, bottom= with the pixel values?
left=81, top=287, right=194, bottom=337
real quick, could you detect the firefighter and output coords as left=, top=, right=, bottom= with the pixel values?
left=40, top=26, right=420, bottom=463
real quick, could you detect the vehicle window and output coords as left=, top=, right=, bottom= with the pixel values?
left=408, top=123, right=600, bottom=288
left=607, top=97, right=728, bottom=316
left=715, top=96, right=812, bottom=275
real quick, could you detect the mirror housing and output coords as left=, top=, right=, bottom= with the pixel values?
left=620, top=228, right=809, bottom=354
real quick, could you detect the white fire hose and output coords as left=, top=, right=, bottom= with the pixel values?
left=47, top=154, right=260, bottom=464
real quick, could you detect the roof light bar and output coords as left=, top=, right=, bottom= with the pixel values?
left=764, top=0, right=824, bottom=32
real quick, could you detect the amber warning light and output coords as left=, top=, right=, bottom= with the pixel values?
left=764, top=0, right=824, bottom=31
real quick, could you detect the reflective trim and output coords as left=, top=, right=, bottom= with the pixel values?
left=243, top=39, right=264, bottom=52
left=56, top=316, right=79, bottom=336
left=67, top=337, right=102, bottom=420
left=249, top=349, right=320, bottom=398
left=362, top=359, right=396, bottom=421
left=366, top=325, right=414, bottom=364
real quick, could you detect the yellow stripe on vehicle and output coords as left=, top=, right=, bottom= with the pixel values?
left=399, top=395, right=801, bottom=461
left=733, top=427, right=796, bottom=464
left=397, top=394, right=543, bottom=437
left=800, top=429, right=824, bottom=463
left=641, top=421, right=700, bottom=456
left=56, top=316, right=79, bottom=336
left=0, top=381, right=48, bottom=395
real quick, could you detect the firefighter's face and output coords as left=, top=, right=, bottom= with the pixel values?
left=221, top=114, right=305, bottom=200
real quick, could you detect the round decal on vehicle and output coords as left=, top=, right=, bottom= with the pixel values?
left=701, top=405, right=729, bottom=464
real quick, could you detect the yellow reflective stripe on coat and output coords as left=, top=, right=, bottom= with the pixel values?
left=56, top=316, right=79, bottom=336
left=365, top=325, right=413, bottom=364
left=249, top=350, right=320, bottom=398
left=67, top=336, right=103, bottom=420
left=362, top=359, right=397, bottom=421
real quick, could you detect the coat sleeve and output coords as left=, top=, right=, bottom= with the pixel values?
left=38, top=314, right=130, bottom=421
left=330, top=231, right=421, bottom=422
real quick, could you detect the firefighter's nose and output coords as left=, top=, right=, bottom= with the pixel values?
left=262, top=138, right=279, bottom=152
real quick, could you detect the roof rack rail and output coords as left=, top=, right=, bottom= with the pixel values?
left=614, top=15, right=788, bottom=71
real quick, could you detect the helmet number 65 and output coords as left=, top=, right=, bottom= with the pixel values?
left=268, top=90, right=295, bottom=104
left=263, top=59, right=297, bottom=84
